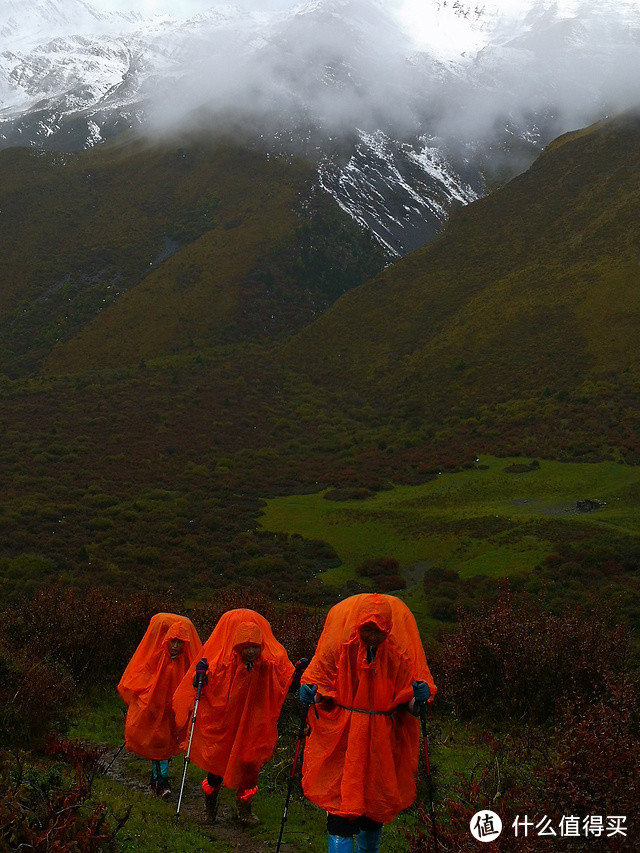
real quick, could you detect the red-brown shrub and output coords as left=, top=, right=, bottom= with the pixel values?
left=439, top=588, right=629, bottom=723
left=409, top=686, right=640, bottom=852
left=190, top=590, right=324, bottom=663
left=375, top=574, right=407, bottom=592
left=0, top=745, right=126, bottom=852
left=1, top=584, right=176, bottom=683
left=0, top=639, right=75, bottom=748
left=544, top=684, right=640, bottom=820
left=356, top=557, right=401, bottom=578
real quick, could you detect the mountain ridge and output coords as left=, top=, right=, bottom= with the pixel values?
left=4, top=0, right=640, bottom=254
left=285, top=108, right=640, bottom=442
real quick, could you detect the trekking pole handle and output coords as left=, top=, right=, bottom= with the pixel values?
left=194, top=657, right=209, bottom=688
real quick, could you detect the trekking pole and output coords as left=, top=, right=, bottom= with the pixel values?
left=103, top=742, right=125, bottom=775
left=419, top=702, right=439, bottom=853
left=175, top=658, right=208, bottom=826
left=275, top=701, right=309, bottom=853
left=104, top=706, right=128, bottom=774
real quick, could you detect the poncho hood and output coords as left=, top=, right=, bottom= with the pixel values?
left=165, top=618, right=197, bottom=646
left=232, top=619, right=264, bottom=651
left=354, top=593, right=393, bottom=638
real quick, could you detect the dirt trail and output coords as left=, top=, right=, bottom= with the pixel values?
left=102, top=746, right=298, bottom=852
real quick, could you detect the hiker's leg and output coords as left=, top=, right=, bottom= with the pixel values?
left=327, top=814, right=357, bottom=852
left=150, top=760, right=161, bottom=794
left=355, top=817, right=383, bottom=853
left=202, top=773, right=223, bottom=823
left=155, top=759, right=171, bottom=798
left=236, top=783, right=259, bottom=824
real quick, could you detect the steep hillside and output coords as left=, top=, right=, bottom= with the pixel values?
left=0, top=136, right=385, bottom=377
left=2, top=111, right=640, bottom=607
left=287, top=110, right=640, bottom=433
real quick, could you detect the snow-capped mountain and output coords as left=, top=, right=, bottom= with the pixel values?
left=2, top=0, right=640, bottom=255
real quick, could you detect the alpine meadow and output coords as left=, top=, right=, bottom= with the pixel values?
left=2, top=80, right=640, bottom=853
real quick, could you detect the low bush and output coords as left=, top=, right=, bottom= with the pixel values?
left=356, top=557, right=401, bottom=578
left=408, top=685, right=640, bottom=852
left=1, top=585, right=176, bottom=684
left=545, top=684, right=640, bottom=820
left=0, top=641, right=74, bottom=748
left=439, top=587, right=629, bottom=723
left=0, top=738, right=128, bottom=852
left=355, top=557, right=407, bottom=591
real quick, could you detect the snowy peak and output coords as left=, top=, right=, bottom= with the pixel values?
left=0, top=0, right=137, bottom=43
left=2, top=0, right=640, bottom=256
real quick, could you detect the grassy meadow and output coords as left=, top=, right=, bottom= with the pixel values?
left=260, top=455, right=640, bottom=578
left=260, top=455, right=640, bottom=634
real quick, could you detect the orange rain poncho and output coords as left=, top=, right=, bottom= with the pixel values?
left=117, top=613, right=202, bottom=761
left=300, top=593, right=437, bottom=824
left=172, top=609, right=294, bottom=789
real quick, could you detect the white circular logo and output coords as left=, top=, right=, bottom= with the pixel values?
left=470, top=810, right=503, bottom=842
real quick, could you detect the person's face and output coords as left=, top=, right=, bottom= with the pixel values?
left=241, top=644, right=261, bottom=663
left=359, top=622, right=387, bottom=648
left=169, top=638, right=185, bottom=657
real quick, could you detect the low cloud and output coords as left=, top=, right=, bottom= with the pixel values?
left=140, top=0, right=640, bottom=156
left=144, top=0, right=422, bottom=145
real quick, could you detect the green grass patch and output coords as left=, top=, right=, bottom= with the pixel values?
left=70, top=684, right=127, bottom=746
left=93, top=774, right=255, bottom=853
left=259, top=456, right=640, bottom=587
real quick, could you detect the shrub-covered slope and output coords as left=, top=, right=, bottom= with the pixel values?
left=0, top=136, right=386, bottom=377
left=2, top=113, right=640, bottom=606
left=288, top=111, right=640, bottom=427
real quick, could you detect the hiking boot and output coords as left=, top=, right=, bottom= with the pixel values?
left=204, top=789, right=219, bottom=824
left=236, top=797, right=260, bottom=825
left=149, top=778, right=158, bottom=796
left=156, top=779, right=171, bottom=799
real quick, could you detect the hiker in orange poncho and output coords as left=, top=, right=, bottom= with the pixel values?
left=117, top=612, right=202, bottom=797
left=173, top=608, right=296, bottom=825
left=299, top=593, right=437, bottom=853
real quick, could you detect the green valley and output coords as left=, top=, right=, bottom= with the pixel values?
left=260, top=455, right=640, bottom=582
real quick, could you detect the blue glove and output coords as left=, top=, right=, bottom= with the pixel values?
left=193, top=658, right=209, bottom=687
left=299, top=683, right=318, bottom=705
left=413, top=680, right=430, bottom=702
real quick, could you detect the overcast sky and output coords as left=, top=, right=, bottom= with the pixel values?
left=102, top=0, right=535, bottom=11
left=127, top=0, right=639, bottom=140
left=100, top=0, right=539, bottom=24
